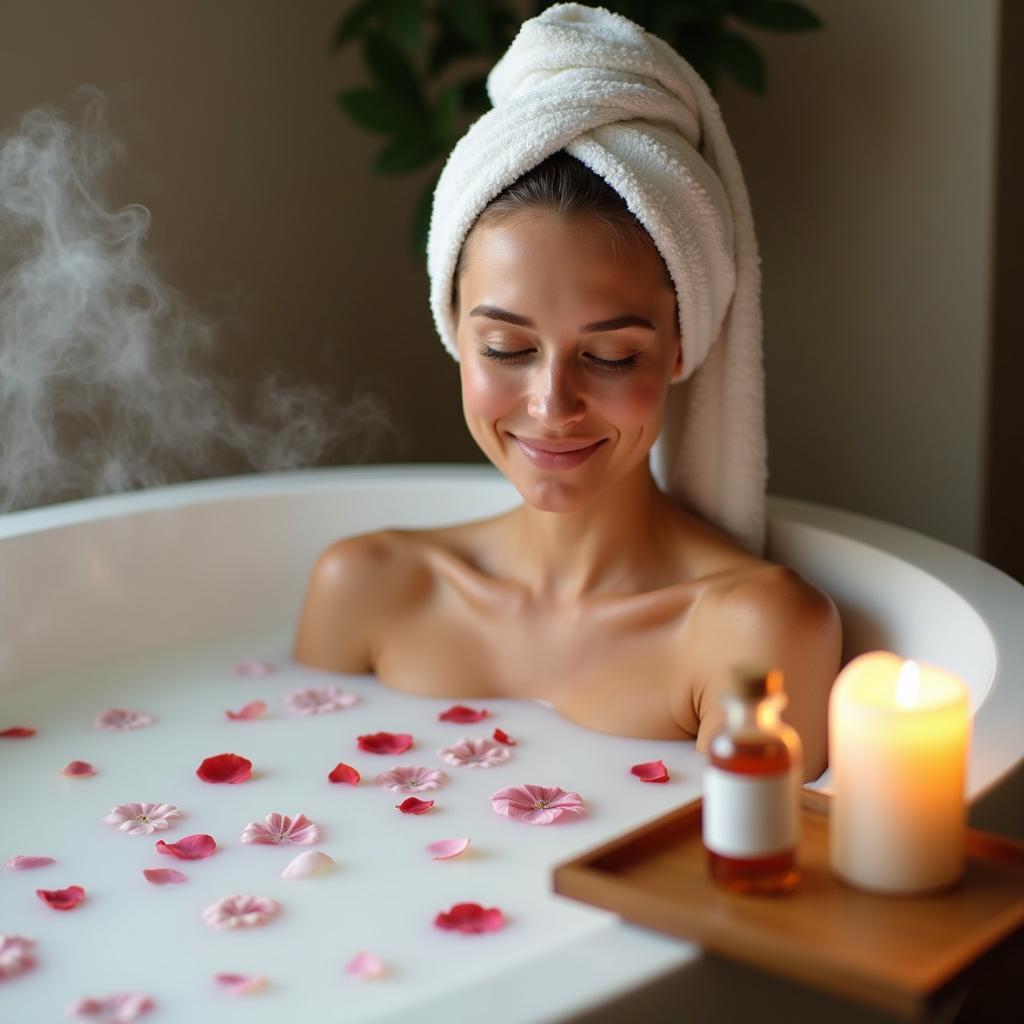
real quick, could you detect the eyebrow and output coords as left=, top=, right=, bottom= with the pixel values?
left=468, top=304, right=655, bottom=333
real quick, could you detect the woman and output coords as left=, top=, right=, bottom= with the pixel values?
left=293, top=5, right=841, bottom=781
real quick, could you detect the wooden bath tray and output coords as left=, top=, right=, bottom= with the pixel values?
left=552, top=789, right=1024, bottom=1019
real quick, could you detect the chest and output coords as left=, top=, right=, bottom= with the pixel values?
left=372, top=590, right=699, bottom=741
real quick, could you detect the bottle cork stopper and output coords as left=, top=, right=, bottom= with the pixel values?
left=726, top=665, right=785, bottom=700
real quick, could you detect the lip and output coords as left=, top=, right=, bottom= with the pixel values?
left=509, top=434, right=607, bottom=470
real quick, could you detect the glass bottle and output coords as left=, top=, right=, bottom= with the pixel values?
left=702, top=666, right=803, bottom=894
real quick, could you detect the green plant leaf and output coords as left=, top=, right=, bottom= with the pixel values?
left=374, top=132, right=443, bottom=174
left=733, top=0, right=822, bottom=31
left=336, top=87, right=424, bottom=134
left=716, top=30, right=766, bottom=93
left=382, top=0, right=425, bottom=53
left=432, top=85, right=461, bottom=143
left=427, top=15, right=478, bottom=76
left=329, top=0, right=378, bottom=52
left=363, top=28, right=424, bottom=108
left=442, top=0, right=493, bottom=52
left=411, top=170, right=441, bottom=262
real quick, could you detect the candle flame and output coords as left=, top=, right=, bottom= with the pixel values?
left=895, top=660, right=921, bottom=708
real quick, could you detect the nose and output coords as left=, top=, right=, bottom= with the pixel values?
left=525, top=357, right=585, bottom=428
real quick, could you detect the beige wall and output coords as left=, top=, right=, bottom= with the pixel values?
left=0, top=1, right=1000, bottom=554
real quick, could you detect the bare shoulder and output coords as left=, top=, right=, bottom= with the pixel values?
left=291, top=529, right=435, bottom=674
left=677, top=562, right=843, bottom=782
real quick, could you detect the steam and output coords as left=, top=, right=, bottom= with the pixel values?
left=0, top=88, right=392, bottom=513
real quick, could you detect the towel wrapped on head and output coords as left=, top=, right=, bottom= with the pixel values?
left=427, top=2, right=766, bottom=554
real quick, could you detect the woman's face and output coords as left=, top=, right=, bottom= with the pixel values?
left=454, top=211, right=682, bottom=513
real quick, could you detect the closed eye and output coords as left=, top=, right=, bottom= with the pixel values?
left=480, top=347, right=638, bottom=371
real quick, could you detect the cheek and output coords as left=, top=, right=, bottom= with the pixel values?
left=593, top=375, right=667, bottom=428
left=460, top=362, right=520, bottom=422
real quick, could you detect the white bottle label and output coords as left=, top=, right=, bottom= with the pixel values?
left=702, top=766, right=798, bottom=858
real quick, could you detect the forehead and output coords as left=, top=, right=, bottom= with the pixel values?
left=460, top=211, right=667, bottom=302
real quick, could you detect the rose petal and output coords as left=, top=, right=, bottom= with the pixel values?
left=233, top=660, right=275, bottom=677
left=202, top=894, right=279, bottom=929
left=155, top=834, right=217, bottom=860
left=151, top=835, right=214, bottom=860
left=397, top=797, right=434, bottom=815
left=0, top=935, right=36, bottom=980
left=493, top=728, right=517, bottom=746
left=226, top=701, right=267, bottom=721
left=6, top=855, right=56, bottom=870
left=67, top=992, right=155, bottom=1021
left=328, top=763, right=361, bottom=785
left=438, top=737, right=511, bottom=768
left=631, top=759, right=670, bottom=783
left=0, top=726, right=35, bottom=738
left=94, top=708, right=153, bottom=730
left=427, top=838, right=471, bottom=860
left=143, top=868, right=187, bottom=885
left=215, top=973, right=267, bottom=995
left=61, top=760, right=97, bottom=777
left=345, top=952, right=387, bottom=979
left=196, top=753, right=252, bottom=784
left=357, top=732, right=413, bottom=754
left=281, top=850, right=335, bottom=879
left=36, top=885, right=85, bottom=910
left=240, top=812, right=320, bottom=845
left=489, top=784, right=587, bottom=824
left=438, top=704, right=489, bottom=723
left=434, top=902, right=505, bottom=934
left=374, top=765, right=447, bottom=792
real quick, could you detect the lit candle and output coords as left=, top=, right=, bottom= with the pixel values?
left=829, top=651, right=971, bottom=895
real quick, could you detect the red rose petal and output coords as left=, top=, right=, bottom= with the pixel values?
left=197, top=753, right=253, bottom=783
left=226, top=700, right=267, bottom=721
left=1, top=727, right=36, bottom=738
left=61, top=760, right=97, bottom=777
left=357, top=732, right=413, bottom=754
left=7, top=855, right=56, bottom=870
left=397, top=797, right=434, bottom=815
left=434, top=902, right=505, bottom=934
left=493, top=728, right=517, bottom=746
left=143, top=868, right=187, bottom=885
left=36, top=885, right=85, bottom=910
left=328, top=763, right=361, bottom=785
left=439, top=705, right=489, bottom=723
left=155, top=834, right=217, bottom=860
left=630, top=759, right=670, bottom=783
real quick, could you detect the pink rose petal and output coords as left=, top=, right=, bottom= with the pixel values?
left=61, top=760, right=97, bottom=777
left=397, top=797, right=434, bottom=814
left=94, top=708, right=153, bottom=731
left=202, top=894, right=279, bottom=929
left=240, top=812, right=320, bottom=845
left=489, top=784, right=587, bottom=824
left=0, top=934, right=36, bottom=980
left=233, top=659, right=275, bottom=677
left=434, top=902, right=505, bottom=934
left=281, top=850, right=334, bottom=879
left=631, top=759, right=670, bottom=783
left=36, top=885, right=85, bottom=910
left=143, top=868, right=187, bottom=885
left=328, top=762, right=361, bottom=785
left=6, top=855, right=56, bottom=870
left=215, top=973, right=267, bottom=996
left=67, top=991, right=155, bottom=1021
left=345, top=951, right=387, bottom=979
left=357, top=731, right=413, bottom=754
left=493, top=728, right=517, bottom=746
left=439, top=704, right=489, bottom=723
left=196, top=752, right=252, bottom=783
left=226, top=700, right=267, bottom=721
left=427, top=838, right=471, bottom=860
left=0, top=726, right=35, bottom=738
left=155, top=834, right=216, bottom=860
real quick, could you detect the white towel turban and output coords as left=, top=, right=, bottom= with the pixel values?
left=427, top=2, right=767, bottom=554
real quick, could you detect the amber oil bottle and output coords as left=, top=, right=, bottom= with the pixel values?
left=703, top=666, right=803, bottom=894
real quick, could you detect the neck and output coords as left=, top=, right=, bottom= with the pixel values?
left=506, top=461, right=680, bottom=605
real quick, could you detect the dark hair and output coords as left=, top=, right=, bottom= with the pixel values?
left=451, top=150, right=674, bottom=315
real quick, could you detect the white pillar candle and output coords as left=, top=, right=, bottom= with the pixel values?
left=829, top=651, right=971, bottom=895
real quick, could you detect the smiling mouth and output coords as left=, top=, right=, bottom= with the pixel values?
left=509, top=434, right=607, bottom=470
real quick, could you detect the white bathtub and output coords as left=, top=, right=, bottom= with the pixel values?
left=2, top=465, right=1022, bottom=1023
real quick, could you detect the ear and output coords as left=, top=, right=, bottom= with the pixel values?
left=670, top=341, right=684, bottom=383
